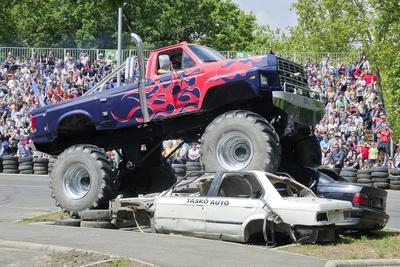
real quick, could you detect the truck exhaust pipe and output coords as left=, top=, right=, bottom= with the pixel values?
left=131, top=33, right=150, bottom=123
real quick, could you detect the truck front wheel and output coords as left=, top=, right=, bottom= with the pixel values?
left=50, top=144, right=118, bottom=213
left=201, top=110, right=281, bottom=172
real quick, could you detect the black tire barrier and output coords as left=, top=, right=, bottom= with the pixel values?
left=370, top=166, right=388, bottom=173
left=372, top=178, right=389, bottom=183
left=390, top=180, right=400, bottom=186
left=54, top=219, right=82, bottom=227
left=340, top=171, right=356, bottom=177
left=79, top=209, right=110, bottom=221
left=371, top=172, right=389, bottom=178
left=389, top=175, right=400, bottom=181
left=33, top=166, right=48, bottom=171
left=186, top=161, right=201, bottom=167
left=34, top=171, right=48, bottom=175
left=19, top=170, right=33, bottom=174
left=3, top=169, right=19, bottom=174
left=80, top=220, right=115, bottom=229
left=373, top=182, right=390, bottom=189
left=389, top=168, right=400, bottom=176
left=390, top=184, right=400, bottom=190
left=357, top=173, right=371, bottom=179
left=2, top=160, right=18, bottom=166
left=33, top=158, right=49, bottom=164
left=357, top=182, right=373, bottom=187
left=357, top=169, right=371, bottom=174
left=18, top=165, right=33, bottom=171
left=18, top=157, right=33, bottom=163
left=2, top=155, right=17, bottom=161
left=342, top=167, right=357, bottom=172
left=357, top=178, right=372, bottom=183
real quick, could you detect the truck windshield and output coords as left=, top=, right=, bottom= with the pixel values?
left=188, top=44, right=226, bottom=62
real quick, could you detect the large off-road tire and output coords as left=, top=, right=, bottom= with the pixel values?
left=201, top=110, right=281, bottom=172
left=50, top=144, right=118, bottom=213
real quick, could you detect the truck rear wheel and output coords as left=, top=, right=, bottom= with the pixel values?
left=201, top=110, right=281, bottom=172
left=50, top=144, right=118, bottom=213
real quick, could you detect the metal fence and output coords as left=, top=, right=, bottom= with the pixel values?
left=0, top=46, right=359, bottom=65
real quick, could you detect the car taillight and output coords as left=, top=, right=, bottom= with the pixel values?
left=31, top=116, right=36, bottom=131
left=353, top=193, right=368, bottom=205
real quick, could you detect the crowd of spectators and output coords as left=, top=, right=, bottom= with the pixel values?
left=0, top=50, right=115, bottom=158
left=307, top=52, right=399, bottom=170
left=162, top=140, right=201, bottom=165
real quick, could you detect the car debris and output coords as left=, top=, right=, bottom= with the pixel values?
left=109, top=171, right=352, bottom=245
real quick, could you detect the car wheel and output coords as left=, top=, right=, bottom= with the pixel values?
left=201, top=110, right=281, bottom=172
left=50, top=144, right=119, bottom=213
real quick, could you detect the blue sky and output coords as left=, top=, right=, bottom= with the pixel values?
left=231, top=0, right=298, bottom=32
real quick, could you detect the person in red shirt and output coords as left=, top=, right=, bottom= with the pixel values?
left=362, top=70, right=378, bottom=85
left=376, top=124, right=393, bottom=154
left=360, top=142, right=369, bottom=160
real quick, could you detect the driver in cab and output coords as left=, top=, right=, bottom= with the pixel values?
left=157, top=54, right=182, bottom=75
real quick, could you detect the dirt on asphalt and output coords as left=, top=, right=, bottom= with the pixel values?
left=42, top=250, right=110, bottom=266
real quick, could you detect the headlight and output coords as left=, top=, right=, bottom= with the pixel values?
left=260, top=73, right=268, bottom=87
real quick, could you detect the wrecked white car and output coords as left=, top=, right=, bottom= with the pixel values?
left=111, top=171, right=353, bottom=244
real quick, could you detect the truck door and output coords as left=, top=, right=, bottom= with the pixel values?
left=205, top=173, right=263, bottom=236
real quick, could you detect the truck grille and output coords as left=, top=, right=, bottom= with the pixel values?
left=277, top=58, right=308, bottom=92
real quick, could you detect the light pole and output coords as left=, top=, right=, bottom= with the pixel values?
left=117, top=7, right=122, bottom=86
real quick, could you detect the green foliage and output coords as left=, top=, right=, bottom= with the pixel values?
left=287, top=0, right=372, bottom=52
left=368, top=0, right=400, bottom=138
left=1, top=0, right=255, bottom=50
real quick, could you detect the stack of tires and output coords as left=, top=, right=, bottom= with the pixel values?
left=186, top=161, right=202, bottom=174
left=2, top=156, right=19, bottom=174
left=18, top=157, right=34, bottom=174
left=339, top=167, right=357, bottom=183
left=371, top=166, right=389, bottom=189
left=48, top=157, right=57, bottom=174
left=389, top=168, right=400, bottom=190
left=33, top=158, right=49, bottom=175
left=356, top=169, right=372, bottom=186
left=172, top=163, right=186, bottom=180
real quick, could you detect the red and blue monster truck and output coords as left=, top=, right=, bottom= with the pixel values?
left=30, top=33, right=324, bottom=212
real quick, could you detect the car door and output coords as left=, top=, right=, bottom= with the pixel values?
left=154, top=175, right=208, bottom=234
left=205, top=173, right=263, bottom=236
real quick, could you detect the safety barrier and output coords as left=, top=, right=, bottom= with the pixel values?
left=0, top=46, right=359, bottom=65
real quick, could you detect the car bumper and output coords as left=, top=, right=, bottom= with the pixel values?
left=336, top=207, right=389, bottom=231
left=272, top=91, right=324, bottom=126
left=293, top=224, right=336, bottom=243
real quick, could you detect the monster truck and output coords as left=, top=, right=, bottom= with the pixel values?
left=30, top=33, right=324, bottom=213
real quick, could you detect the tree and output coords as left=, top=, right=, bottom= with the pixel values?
left=287, top=0, right=372, bottom=52
left=105, top=0, right=256, bottom=50
left=368, top=0, right=400, bottom=137
left=8, top=0, right=116, bottom=48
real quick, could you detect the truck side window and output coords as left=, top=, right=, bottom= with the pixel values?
left=217, top=174, right=263, bottom=198
left=157, top=49, right=196, bottom=75
left=182, top=52, right=195, bottom=69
